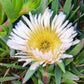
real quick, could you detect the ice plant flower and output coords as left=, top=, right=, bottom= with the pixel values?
left=7, top=8, right=80, bottom=70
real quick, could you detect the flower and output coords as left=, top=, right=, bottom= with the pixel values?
left=7, top=8, right=80, bottom=70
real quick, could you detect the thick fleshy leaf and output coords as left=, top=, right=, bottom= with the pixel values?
left=21, top=0, right=41, bottom=14
left=23, top=68, right=36, bottom=83
left=32, top=0, right=48, bottom=15
left=12, top=0, right=24, bottom=14
left=0, top=4, right=4, bottom=24
left=51, top=0, right=58, bottom=15
left=38, top=79, right=44, bottom=84
left=64, top=58, right=73, bottom=66
left=31, top=75, right=38, bottom=84
left=70, top=63, right=81, bottom=75
left=48, top=65, right=54, bottom=72
left=63, top=0, right=72, bottom=15
left=48, top=0, right=53, bottom=4
left=0, top=63, right=27, bottom=69
left=55, top=65, right=62, bottom=84
left=75, top=50, right=84, bottom=64
left=57, top=62, right=65, bottom=73
left=68, top=42, right=82, bottom=56
left=0, top=0, right=17, bottom=22
left=0, top=77, right=20, bottom=82
left=62, top=78, right=77, bottom=84
left=62, top=71, right=79, bottom=80
left=12, top=81, right=22, bottom=84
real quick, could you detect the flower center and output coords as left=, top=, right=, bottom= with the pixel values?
left=40, top=40, right=50, bottom=50
left=28, top=28, right=62, bottom=53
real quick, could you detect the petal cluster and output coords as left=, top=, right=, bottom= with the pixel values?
left=7, top=8, right=80, bottom=70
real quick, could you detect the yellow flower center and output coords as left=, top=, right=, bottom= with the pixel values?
left=27, top=27, right=62, bottom=53
left=40, top=40, right=50, bottom=52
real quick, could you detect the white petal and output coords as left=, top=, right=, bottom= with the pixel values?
left=42, top=8, right=53, bottom=28
left=72, top=39, right=80, bottom=45
left=30, top=62, right=40, bottom=70
left=61, top=54, right=73, bottom=59
left=22, top=15, right=34, bottom=30
left=42, top=63, right=47, bottom=67
left=7, top=41, right=27, bottom=51
left=22, top=59, right=32, bottom=67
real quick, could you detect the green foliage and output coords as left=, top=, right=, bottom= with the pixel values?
left=12, top=0, right=24, bottom=14
left=68, top=42, right=82, bottom=56
left=0, top=4, right=5, bottom=24
left=75, top=50, right=84, bottom=64
left=69, top=6, right=80, bottom=20
left=70, top=63, right=81, bottom=75
left=0, top=62, right=28, bottom=69
left=57, top=62, right=65, bottom=73
left=0, top=76, right=20, bottom=82
left=64, top=58, right=73, bottom=66
left=51, top=0, right=59, bottom=15
left=55, top=65, right=62, bottom=84
left=38, top=79, right=44, bottom=84
left=23, top=68, right=36, bottom=83
left=0, top=0, right=17, bottom=22
left=63, top=0, right=72, bottom=15
left=62, top=71, right=79, bottom=80
left=12, top=81, right=22, bottom=84
left=32, top=0, right=48, bottom=15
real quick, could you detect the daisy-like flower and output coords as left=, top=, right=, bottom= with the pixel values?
left=7, top=8, right=80, bottom=70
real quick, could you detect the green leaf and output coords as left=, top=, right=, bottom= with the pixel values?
left=48, top=0, right=53, bottom=4
left=12, top=81, right=22, bottom=84
left=12, top=0, right=16, bottom=8
left=73, top=0, right=77, bottom=9
left=32, top=0, right=48, bottom=15
left=12, top=0, right=24, bottom=14
left=62, top=78, right=76, bottom=84
left=0, top=63, right=27, bottom=69
left=75, top=50, right=84, bottom=64
left=0, top=4, right=4, bottom=24
left=48, top=65, right=54, bottom=72
left=68, top=42, right=82, bottom=56
left=64, top=58, right=73, bottom=66
left=38, top=79, right=44, bottom=84
left=79, top=0, right=84, bottom=13
left=0, top=36, right=7, bottom=44
left=0, top=0, right=17, bottom=22
left=69, top=6, right=80, bottom=20
left=70, top=63, right=81, bottom=75
left=23, top=68, right=36, bottom=83
left=73, top=13, right=84, bottom=24
left=63, top=0, right=72, bottom=15
left=20, top=0, right=41, bottom=15
left=55, top=65, right=62, bottom=84
left=57, top=62, right=65, bottom=73
left=62, top=71, right=79, bottom=80
left=31, top=75, right=38, bottom=84
left=51, top=0, right=58, bottom=15
left=0, top=25, right=8, bottom=36
left=0, top=77, right=20, bottom=82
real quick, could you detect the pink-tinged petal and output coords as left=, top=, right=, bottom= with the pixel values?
left=72, top=39, right=80, bottom=45
left=30, top=62, right=40, bottom=70
left=42, top=63, right=47, bottom=67
left=22, top=59, right=32, bottom=67
left=61, top=54, right=73, bottom=59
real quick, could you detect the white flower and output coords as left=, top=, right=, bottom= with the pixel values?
left=7, top=8, right=80, bottom=70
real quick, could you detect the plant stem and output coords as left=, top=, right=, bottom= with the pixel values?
left=42, top=65, right=49, bottom=84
